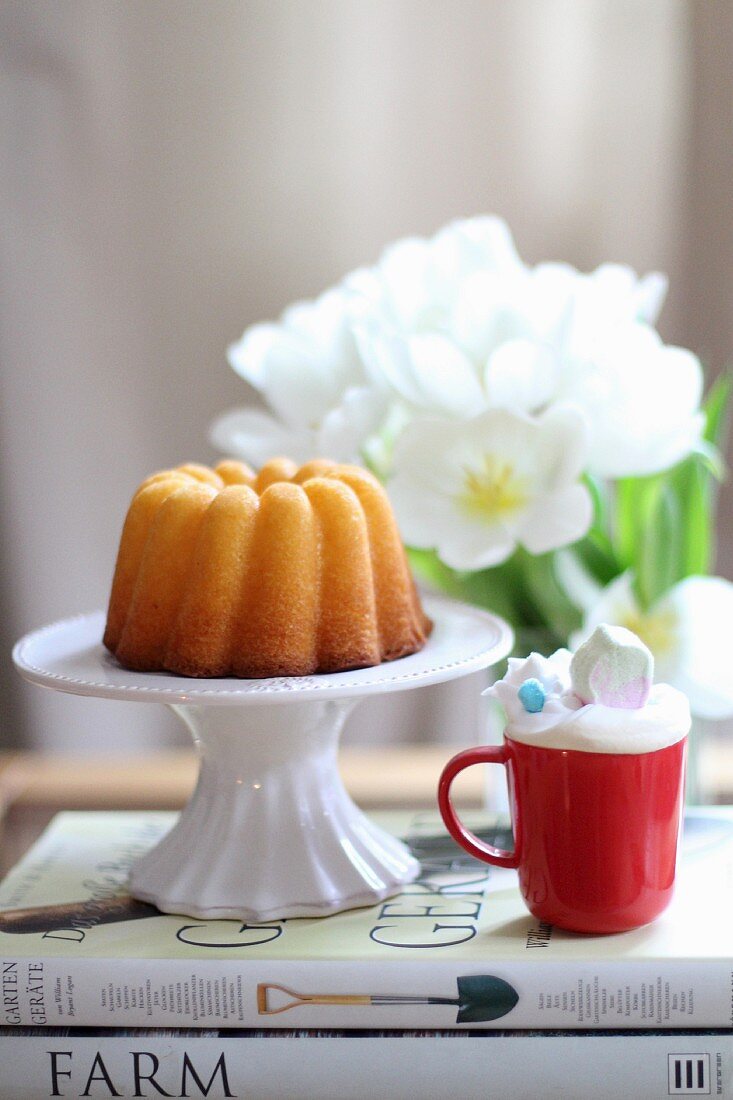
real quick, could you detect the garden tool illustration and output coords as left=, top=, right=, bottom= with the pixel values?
left=257, top=974, right=519, bottom=1023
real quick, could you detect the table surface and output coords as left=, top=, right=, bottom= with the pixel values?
left=0, top=745, right=484, bottom=875
left=0, top=744, right=483, bottom=810
left=1, top=738, right=732, bottom=876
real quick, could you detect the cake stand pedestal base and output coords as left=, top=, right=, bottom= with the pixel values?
left=129, top=700, right=418, bottom=920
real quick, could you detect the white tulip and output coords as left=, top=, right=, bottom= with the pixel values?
left=213, top=286, right=383, bottom=465
left=571, top=573, right=733, bottom=719
left=387, top=405, right=592, bottom=570
left=351, top=219, right=702, bottom=478
left=215, top=215, right=703, bottom=482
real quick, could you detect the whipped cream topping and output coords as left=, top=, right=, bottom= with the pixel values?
left=486, top=649, right=690, bottom=754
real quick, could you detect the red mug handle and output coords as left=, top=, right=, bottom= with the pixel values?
left=438, top=745, right=520, bottom=869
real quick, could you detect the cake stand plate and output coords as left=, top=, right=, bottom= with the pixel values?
left=13, top=597, right=512, bottom=921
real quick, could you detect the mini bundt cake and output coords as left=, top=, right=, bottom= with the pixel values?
left=104, top=458, right=432, bottom=678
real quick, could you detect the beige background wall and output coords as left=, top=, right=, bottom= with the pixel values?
left=1, top=0, right=731, bottom=751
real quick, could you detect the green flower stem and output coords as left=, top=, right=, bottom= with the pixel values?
left=409, top=547, right=579, bottom=656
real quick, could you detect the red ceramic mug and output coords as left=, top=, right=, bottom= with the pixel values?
left=438, top=735, right=687, bottom=933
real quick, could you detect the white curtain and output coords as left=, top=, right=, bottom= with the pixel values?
left=1, top=0, right=728, bottom=751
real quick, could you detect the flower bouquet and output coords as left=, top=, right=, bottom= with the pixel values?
left=212, top=217, right=732, bottom=733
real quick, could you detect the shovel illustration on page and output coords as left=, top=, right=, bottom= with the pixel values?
left=257, top=974, right=519, bottom=1023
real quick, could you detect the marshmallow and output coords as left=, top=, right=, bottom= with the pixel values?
left=570, top=624, right=653, bottom=709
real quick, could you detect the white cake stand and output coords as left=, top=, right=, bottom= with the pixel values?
left=13, top=596, right=512, bottom=921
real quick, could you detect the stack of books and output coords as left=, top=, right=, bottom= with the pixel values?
left=1, top=807, right=732, bottom=1098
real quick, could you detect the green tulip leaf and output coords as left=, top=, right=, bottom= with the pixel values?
left=703, top=370, right=732, bottom=449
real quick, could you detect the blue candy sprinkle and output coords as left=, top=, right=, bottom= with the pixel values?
left=518, top=678, right=546, bottom=713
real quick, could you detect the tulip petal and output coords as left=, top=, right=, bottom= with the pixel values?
left=663, top=576, right=733, bottom=719
left=433, top=215, right=523, bottom=278
left=386, top=475, right=462, bottom=547
left=560, top=325, right=704, bottom=477
left=368, top=236, right=434, bottom=329
left=484, top=339, right=560, bottom=414
left=436, top=520, right=518, bottom=571
left=355, top=326, right=484, bottom=417
left=209, top=408, right=314, bottom=467
left=517, top=484, right=593, bottom=555
left=227, top=323, right=280, bottom=389
left=318, top=387, right=388, bottom=462
left=407, top=333, right=485, bottom=415
left=530, top=405, right=590, bottom=487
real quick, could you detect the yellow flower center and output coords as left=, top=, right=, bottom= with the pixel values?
left=458, top=455, right=529, bottom=522
left=620, top=607, right=678, bottom=658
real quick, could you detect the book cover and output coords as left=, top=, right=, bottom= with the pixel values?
left=1, top=1028, right=732, bottom=1099
left=1, top=809, right=732, bottom=1031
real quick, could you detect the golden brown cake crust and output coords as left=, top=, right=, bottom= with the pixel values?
left=104, top=458, right=432, bottom=678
